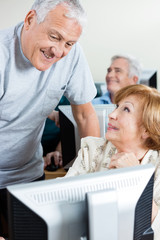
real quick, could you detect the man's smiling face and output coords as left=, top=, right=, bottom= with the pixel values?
left=106, top=58, right=136, bottom=95
left=21, top=4, right=82, bottom=71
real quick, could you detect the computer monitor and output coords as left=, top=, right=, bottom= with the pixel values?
left=139, top=70, right=157, bottom=89
left=7, top=164, right=154, bottom=240
left=58, top=104, right=115, bottom=168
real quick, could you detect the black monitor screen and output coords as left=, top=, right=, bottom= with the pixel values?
left=139, top=70, right=157, bottom=88
left=59, top=109, right=76, bottom=168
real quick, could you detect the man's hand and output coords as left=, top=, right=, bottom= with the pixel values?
left=48, top=110, right=60, bottom=127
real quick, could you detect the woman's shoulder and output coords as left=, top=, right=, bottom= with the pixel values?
left=146, top=149, right=160, bottom=165
left=80, top=136, right=116, bottom=152
left=81, top=136, right=107, bottom=147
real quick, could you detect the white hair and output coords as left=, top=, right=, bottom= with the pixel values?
left=31, top=0, right=87, bottom=28
left=111, top=54, right=142, bottom=81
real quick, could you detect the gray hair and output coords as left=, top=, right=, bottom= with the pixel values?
left=111, top=54, right=142, bottom=81
left=31, top=0, right=87, bottom=28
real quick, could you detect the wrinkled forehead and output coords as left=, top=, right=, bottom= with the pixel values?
left=44, top=5, right=82, bottom=30
left=44, top=3, right=83, bottom=29
left=111, top=58, right=129, bottom=71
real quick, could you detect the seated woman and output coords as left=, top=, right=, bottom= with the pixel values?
left=66, top=84, right=160, bottom=240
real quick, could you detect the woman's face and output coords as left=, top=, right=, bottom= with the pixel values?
left=106, top=95, right=146, bottom=150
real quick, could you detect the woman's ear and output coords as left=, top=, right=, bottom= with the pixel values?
left=24, top=10, right=37, bottom=30
left=142, top=128, right=149, bottom=140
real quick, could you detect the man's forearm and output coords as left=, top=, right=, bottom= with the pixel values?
left=71, top=103, right=100, bottom=138
left=77, top=112, right=100, bottom=138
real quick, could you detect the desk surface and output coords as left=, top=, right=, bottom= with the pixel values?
left=45, top=168, right=67, bottom=179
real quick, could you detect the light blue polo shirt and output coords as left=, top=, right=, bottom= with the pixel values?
left=0, top=22, right=97, bottom=188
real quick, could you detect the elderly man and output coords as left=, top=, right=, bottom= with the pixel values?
left=0, top=0, right=100, bottom=237
left=92, top=54, right=142, bottom=104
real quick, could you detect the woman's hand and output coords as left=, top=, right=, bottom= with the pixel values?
left=0, top=237, right=5, bottom=240
left=44, top=151, right=63, bottom=169
left=108, top=152, right=139, bottom=169
left=152, top=200, right=158, bottom=223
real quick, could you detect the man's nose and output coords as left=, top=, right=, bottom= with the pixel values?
left=51, top=45, right=63, bottom=58
left=107, top=70, right=115, bottom=78
left=51, top=42, right=68, bottom=58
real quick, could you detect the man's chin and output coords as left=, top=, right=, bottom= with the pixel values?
left=107, top=88, right=117, bottom=94
left=107, top=86, right=120, bottom=94
left=33, top=62, right=54, bottom=71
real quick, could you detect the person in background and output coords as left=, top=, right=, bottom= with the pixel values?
left=42, top=96, right=70, bottom=168
left=92, top=54, right=142, bottom=104
left=0, top=0, right=100, bottom=237
left=66, top=84, right=160, bottom=240
left=42, top=116, right=63, bottom=169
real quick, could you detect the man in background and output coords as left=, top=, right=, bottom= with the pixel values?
left=92, top=54, right=142, bottom=104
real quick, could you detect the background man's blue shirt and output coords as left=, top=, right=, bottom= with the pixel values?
left=92, top=91, right=112, bottom=104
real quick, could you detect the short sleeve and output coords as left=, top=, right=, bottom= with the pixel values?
left=64, top=43, right=97, bottom=105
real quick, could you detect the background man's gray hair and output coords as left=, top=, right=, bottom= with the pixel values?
left=31, top=0, right=87, bottom=28
left=111, top=54, right=142, bottom=81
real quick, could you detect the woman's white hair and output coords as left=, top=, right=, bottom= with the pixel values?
left=111, top=54, right=142, bottom=81
left=31, top=0, right=87, bottom=28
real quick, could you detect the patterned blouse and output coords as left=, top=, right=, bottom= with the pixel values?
left=66, top=136, right=160, bottom=240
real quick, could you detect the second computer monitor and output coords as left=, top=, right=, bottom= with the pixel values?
left=59, top=104, right=115, bottom=169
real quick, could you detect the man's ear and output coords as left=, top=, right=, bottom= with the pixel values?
left=132, top=75, right=138, bottom=84
left=24, top=10, right=37, bottom=30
